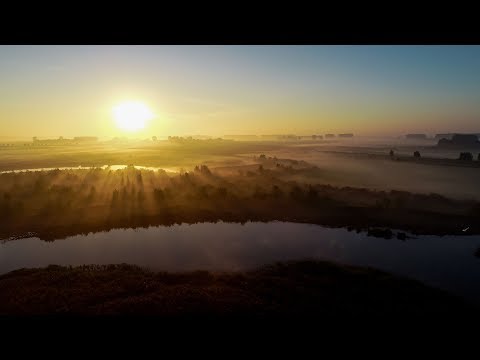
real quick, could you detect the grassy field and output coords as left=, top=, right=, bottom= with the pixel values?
left=0, top=140, right=282, bottom=171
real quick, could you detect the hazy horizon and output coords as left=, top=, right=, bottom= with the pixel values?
left=1, top=45, right=480, bottom=138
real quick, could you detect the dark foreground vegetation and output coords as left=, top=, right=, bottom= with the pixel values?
left=0, top=260, right=475, bottom=318
left=1, top=160, right=480, bottom=240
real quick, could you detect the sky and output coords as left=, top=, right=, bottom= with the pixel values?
left=1, top=45, right=480, bottom=139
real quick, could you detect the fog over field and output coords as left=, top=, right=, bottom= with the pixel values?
left=2, top=45, right=480, bottom=317
left=1, top=136, right=479, bottom=201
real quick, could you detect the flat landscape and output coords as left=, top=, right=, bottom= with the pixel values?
left=2, top=45, right=480, bottom=318
left=1, top=138, right=479, bottom=241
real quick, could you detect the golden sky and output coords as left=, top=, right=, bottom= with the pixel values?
left=1, top=45, right=480, bottom=139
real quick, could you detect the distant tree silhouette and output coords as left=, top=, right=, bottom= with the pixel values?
left=88, top=186, right=96, bottom=200
left=137, top=190, right=146, bottom=203
left=2, top=192, right=12, bottom=214
left=307, top=185, right=318, bottom=202
left=290, top=185, right=304, bottom=200
left=389, top=149, right=394, bottom=157
left=194, top=165, right=211, bottom=176
left=459, top=152, right=473, bottom=161
left=111, top=189, right=119, bottom=207
left=253, top=186, right=267, bottom=199
left=216, top=187, right=227, bottom=199
left=153, top=188, right=165, bottom=203
left=121, top=186, right=128, bottom=201
left=271, top=185, right=282, bottom=198
left=413, top=151, right=421, bottom=158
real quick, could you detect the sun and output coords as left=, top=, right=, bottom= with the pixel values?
left=112, top=101, right=154, bottom=132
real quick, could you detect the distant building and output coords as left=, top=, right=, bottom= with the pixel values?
left=277, top=134, right=299, bottom=140
left=434, top=133, right=455, bottom=140
left=458, top=152, right=474, bottom=161
left=31, top=136, right=98, bottom=146
left=437, top=134, right=480, bottom=147
left=338, top=133, right=354, bottom=138
left=73, top=136, right=98, bottom=142
left=223, top=135, right=258, bottom=140
left=406, top=134, right=427, bottom=139
left=260, top=135, right=281, bottom=140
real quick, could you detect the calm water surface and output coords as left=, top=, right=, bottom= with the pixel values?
left=1, top=222, right=479, bottom=302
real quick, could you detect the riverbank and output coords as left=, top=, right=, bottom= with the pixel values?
left=2, top=206, right=479, bottom=243
left=0, top=260, right=475, bottom=317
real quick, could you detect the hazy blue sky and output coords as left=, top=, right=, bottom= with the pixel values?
left=1, top=45, right=479, bottom=138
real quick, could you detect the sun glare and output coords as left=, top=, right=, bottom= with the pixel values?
left=113, top=101, right=154, bottom=132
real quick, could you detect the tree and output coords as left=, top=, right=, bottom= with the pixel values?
left=137, top=190, right=146, bottom=203
left=152, top=136, right=157, bottom=142
left=200, top=165, right=211, bottom=175
left=153, top=188, right=165, bottom=203
left=389, top=149, right=394, bottom=157
left=290, top=185, right=304, bottom=200
left=111, top=189, right=119, bottom=207
left=88, top=186, right=96, bottom=200
left=253, top=186, right=266, bottom=199
left=459, top=152, right=473, bottom=161
left=307, top=185, right=318, bottom=201
left=216, top=187, right=227, bottom=199
left=413, top=151, right=421, bottom=158
left=271, top=185, right=282, bottom=198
